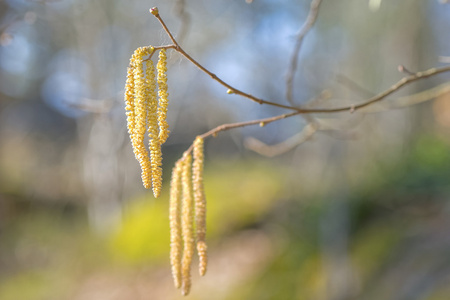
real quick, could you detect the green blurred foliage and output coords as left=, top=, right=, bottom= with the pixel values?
left=109, top=159, right=284, bottom=265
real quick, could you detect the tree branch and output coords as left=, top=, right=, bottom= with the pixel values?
left=148, top=8, right=450, bottom=157
left=285, top=0, right=324, bottom=105
left=150, top=8, right=302, bottom=111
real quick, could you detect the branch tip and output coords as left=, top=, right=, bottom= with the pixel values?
left=150, top=7, right=159, bottom=16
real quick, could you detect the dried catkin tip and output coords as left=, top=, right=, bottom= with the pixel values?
left=181, top=153, right=194, bottom=296
left=157, top=49, right=170, bottom=144
left=145, top=60, right=163, bottom=198
left=169, top=159, right=183, bottom=289
left=193, top=136, right=207, bottom=276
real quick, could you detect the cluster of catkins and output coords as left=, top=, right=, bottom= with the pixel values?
left=125, top=46, right=207, bottom=296
left=124, top=47, right=169, bottom=198
left=170, top=137, right=207, bottom=295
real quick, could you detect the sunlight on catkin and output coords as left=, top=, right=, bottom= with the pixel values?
left=181, top=153, right=194, bottom=296
left=193, top=136, right=207, bottom=276
left=157, top=49, right=170, bottom=144
left=169, top=159, right=183, bottom=289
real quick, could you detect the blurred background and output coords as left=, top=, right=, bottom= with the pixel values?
left=1, top=0, right=450, bottom=299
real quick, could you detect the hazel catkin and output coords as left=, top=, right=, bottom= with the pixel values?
left=145, top=59, right=163, bottom=198
left=157, top=48, right=170, bottom=144
left=193, top=136, right=207, bottom=276
left=124, top=45, right=169, bottom=197
left=181, top=153, right=194, bottom=296
left=169, top=159, right=183, bottom=289
left=131, top=46, right=153, bottom=189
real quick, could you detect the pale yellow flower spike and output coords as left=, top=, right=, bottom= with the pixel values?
left=169, top=159, right=183, bottom=289
left=193, top=136, right=207, bottom=276
left=131, top=47, right=152, bottom=189
left=157, top=48, right=170, bottom=144
left=181, top=153, right=194, bottom=296
left=145, top=59, right=163, bottom=198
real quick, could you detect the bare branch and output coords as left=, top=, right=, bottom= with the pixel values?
left=285, top=0, right=324, bottom=105
left=336, top=74, right=375, bottom=98
left=150, top=8, right=302, bottom=111
left=183, top=111, right=302, bottom=155
left=150, top=8, right=450, bottom=117
left=147, top=8, right=450, bottom=159
left=360, top=82, right=450, bottom=113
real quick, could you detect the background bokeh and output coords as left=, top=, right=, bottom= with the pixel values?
left=1, top=0, right=450, bottom=299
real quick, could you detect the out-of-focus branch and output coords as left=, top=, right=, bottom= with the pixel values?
left=360, top=82, right=450, bottom=113
left=173, top=0, right=191, bottom=45
left=285, top=0, right=323, bottom=105
left=439, top=56, right=450, bottom=63
left=398, top=64, right=415, bottom=76
left=245, top=123, right=317, bottom=157
left=336, top=74, right=375, bottom=98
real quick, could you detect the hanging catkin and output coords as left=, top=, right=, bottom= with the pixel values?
left=145, top=59, right=163, bottom=198
left=124, top=46, right=169, bottom=197
left=193, top=136, right=207, bottom=276
left=181, top=153, right=194, bottom=296
left=129, top=47, right=153, bottom=189
left=169, top=159, right=183, bottom=289
left=157, top=48, right=170, bottom=144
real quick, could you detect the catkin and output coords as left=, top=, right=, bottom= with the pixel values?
left=169, top=159, right=183, bottom=289
left=181, top=153, right=194, bottom=296
left=157, top=49, right=170, bottom=144
left=131, top=47, right=153, bottom=189
left=193, top=136, right=207, bottom=276
left=124, top=46, right=171, bottom=196
left=145, top=59, right=163, bottom=198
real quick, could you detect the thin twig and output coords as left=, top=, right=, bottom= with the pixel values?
left=183, top=111, right=301, bottom=154
left=285, top=0, right=323, bottom=105
left=360, top=82, right=450, bottom=113
left=180, top=66, right=450, bottom=155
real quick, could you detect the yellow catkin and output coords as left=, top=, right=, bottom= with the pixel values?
left=181, top=153, right=194, bottom=296
left=145, top=59, right=163, bottom=198
left=169, top=159, right=183, bottom=289
left=131, top=47, right=153, bottom=189
left=157, top=49, right=170, bottom=144
left=193, top=136, right=207, bottom=276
